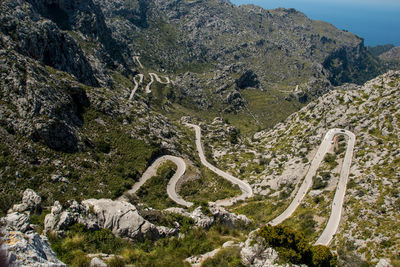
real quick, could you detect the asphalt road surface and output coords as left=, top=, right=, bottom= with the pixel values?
left=124, top=155, right=193, bottom=207
left=185, top=123, right=253, bottom=206
left=269, top=128, right=355, bottom=246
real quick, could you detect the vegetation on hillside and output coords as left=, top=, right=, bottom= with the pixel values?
left=49, top=222, right=248, bottom=267
left=257, top=225, right=337, bottom=266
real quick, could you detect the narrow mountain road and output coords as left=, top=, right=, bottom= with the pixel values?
left=145, top=73, right=154, bottom=94
left=315, top=130, right=355, bottom=246
left=269, top=128, right=355, bottom=246
left=129, top=74, right=144, bottom=100
left=133, top=56, right=144, bottom=69
left=125, top=121, right=353, bottom=246
left=123, top=155, right=193, bottom=207
left=185, top=123, right=253, bottom=206
left=145, top=73, right=171, bottom=94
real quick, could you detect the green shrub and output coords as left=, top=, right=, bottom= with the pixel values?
left=202, top=247, right=244, bottom=267
left=107, top=256, right=125, bottom=267
left=311, top=245, right=337, bottom=267
left=258, top=225, right=311, bottom=264
left=312, top=177, right=327, bottom=190
left=95, top=140, right=111, bottom=154
left=257, top=225, right=336, bottom=266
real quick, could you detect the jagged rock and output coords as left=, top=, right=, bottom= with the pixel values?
left=2, top=212, right=31, bottom=233
left=90, top=257, right=108, bottom=267
left=240, top=235, right=280, bottom=267
left=1, top=189, right=43, bottom=232
left=209, top=205, right=252, bottom=227
left=224, top=90, right=246, bottom=112
left=165, top=205, right=251, bottom=229
left=44, top=199, right=178, bottom=241
left=375, top=259, right=392, bottom=267
left=165, top=207, right=214, bottom=229
left=21, top=189, right=42, bottom=211
left=1, top=230, right=66, bottom=267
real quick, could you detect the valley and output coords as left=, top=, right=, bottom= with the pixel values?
left=0, top=0, right=399, bottom=266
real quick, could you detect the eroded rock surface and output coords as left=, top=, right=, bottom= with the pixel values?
left=0, top=189, right=66, bottom=267
left=44, top=198, right=178, bottom=241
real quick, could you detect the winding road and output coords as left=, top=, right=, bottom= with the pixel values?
left=145, top=73, right=171, bottom=94
left=133, top=56, right=144, bottom=69
left=128, top=57, right=172, bottom=97
left=127, top=123, right=253, bottom=208
left=127, top=122, right=354, bottom=246
left=185, top=123, right=254, bottom=206
left=315, top=130, right=355, bottom=245
left=124, top=155, right=193, bottom=207
left=129, top=74, right=144, bottom=100
left=269, top=128, right=355, bottom=246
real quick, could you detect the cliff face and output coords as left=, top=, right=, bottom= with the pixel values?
left=0, top=0, right=386, bottom=204
left=0, top=0, right=382, bottom=107
left=0, top=0, right=396, bottom=265
left=97, top=0, right=381, bottom=84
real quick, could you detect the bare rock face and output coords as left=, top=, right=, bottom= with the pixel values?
left=240, top=234, right=279, bottom=267
left=90, top=257, right=108, bottom=267
left=44, top=198, right=178, bottom=241
left=0, top=189, right=66, bottom=267
left=375, top=259, right=392, bottom=267
left=209, top=205, right=252, bottom=227
left=2, top=212, right=31, bottom=233
left=12, top=189, right=42, bottom=213
left=21, top=189, right=42, bottom=211
left=2, top=188, right=43, bottom=233
left=1, top=231, right=67, bottom=267
left=165, top=205, right=251, bottom=229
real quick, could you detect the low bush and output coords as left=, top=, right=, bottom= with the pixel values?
left=202, top=247, right=244, bottom=267
left=257, top=225, right=336, bottom=266
left=312, top=177, right=327, bottom=190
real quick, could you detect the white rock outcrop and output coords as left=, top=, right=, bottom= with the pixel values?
left=165, top=204, right=251, bottom=229
left=1, top=189, right=66, bottom=267
left=44, top=198, right=178, bottom=241
left=375, top=259, right=392, bottom=267
left=90, top=257, right=108, bottom=267
left=240, top=235, right=279, bottom=267
left=1, top=231, right=66, bottom=267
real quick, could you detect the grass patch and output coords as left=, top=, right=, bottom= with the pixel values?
left=230, top=196, right=287, bottom=226
left=202, top=246, right=244, bottom=267
left=49, top=222, right=246, bottom=267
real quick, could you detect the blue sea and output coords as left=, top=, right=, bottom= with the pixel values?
left=230, top=0, right=400, bottom=46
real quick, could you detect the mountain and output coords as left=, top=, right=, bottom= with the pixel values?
left=378, top=46, right=400, bottom=70
left=0, top=0, right=396, bottom=266
left=1, top=0, right=384, bottom=133
left=207, top=70, right=399, bottom=265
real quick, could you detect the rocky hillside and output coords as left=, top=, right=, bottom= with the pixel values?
left=203, top=70, right=399, bottom=265
left=0, top=0, right=385, bottom=209
left=0, top=0, right=396, bottom=265
left=1, top=0, right=384, bottom=132
left=379, top=46, right=400, bottom=70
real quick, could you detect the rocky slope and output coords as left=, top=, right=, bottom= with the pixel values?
left=0, top=189, right=67, bottom=267
left=203, top=70, right=399, bottom=265
left=379, top=46, right=400, bottom=70
left=0, top=0, right=384, bottom=214
left=1, top=0, right=384, bottom=133
left=0, top=0, right=395, bottom=265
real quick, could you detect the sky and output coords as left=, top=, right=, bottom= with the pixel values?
left=230, top=0, right=400, bottom=46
